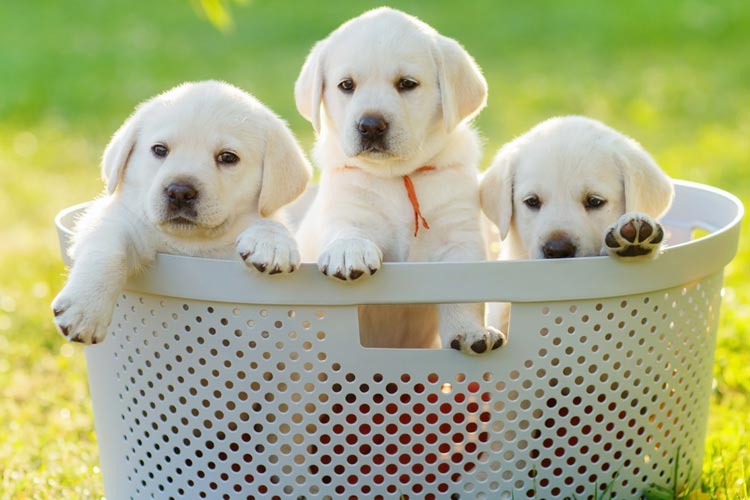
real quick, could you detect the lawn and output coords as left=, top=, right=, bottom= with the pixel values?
left=0, top=0, right=748, bottom=497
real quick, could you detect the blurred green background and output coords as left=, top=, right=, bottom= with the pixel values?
left=0, top=0, right=747, bottom=497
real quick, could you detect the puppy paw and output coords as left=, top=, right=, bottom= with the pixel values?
left=237, top=220, right=301, bottom=275
left=450, top=327, right=506, bottom=356
left=51, top=287, right=115, bottom=345
left=604, top=212, right=665, bottom=259
left=318, top=238, right=382, bottom=281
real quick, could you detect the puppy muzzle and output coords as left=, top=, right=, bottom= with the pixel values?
left=356, top=114, right=389, bottom=154
left=164, top=182, right=199, bottom=222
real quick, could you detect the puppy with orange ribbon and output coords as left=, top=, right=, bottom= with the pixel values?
left=294, top=8, right=504, bottom=354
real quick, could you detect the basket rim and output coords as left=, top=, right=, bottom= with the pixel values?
left=56, top=180, right=743, bottom=305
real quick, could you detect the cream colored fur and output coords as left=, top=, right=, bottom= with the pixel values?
left=480, top=115, right=674, bottom=333
left=295, top=8, right=504, bottom=354
left=52, top=81, right=311, bottom=344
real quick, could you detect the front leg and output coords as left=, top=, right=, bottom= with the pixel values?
left=443, top=302, right=505, bottom=355
left=431, top=240, right=506, bottom=355
left=237, top=219, right=300, bottom=274
left=52, top=257, right=126, bottom=344
left=52, top=204, right=152, bottom=345
left=603, top=212, right=665, bottom=259
left=303, top=171, right=395, bottom=282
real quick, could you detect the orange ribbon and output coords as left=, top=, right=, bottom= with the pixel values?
left=403, top=166, right=435, bottom=236
left=343, top=165, right=436, bottom=237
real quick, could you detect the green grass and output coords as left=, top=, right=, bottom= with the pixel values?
left=1, top=0, right=748, bottom=497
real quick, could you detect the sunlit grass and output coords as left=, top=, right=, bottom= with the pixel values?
left=0, top=125, right=102, bottom=499
left=0, top=0, right=748, bottom=497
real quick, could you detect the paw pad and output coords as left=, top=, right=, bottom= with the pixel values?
left=605, top=213, right=665, bottom=259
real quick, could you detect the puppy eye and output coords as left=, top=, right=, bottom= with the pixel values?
left=217, top=151, right=239, bottom=165
left=151, top=144, right=169, bottom=158
left=523, top=195, right=541, bottom=210
left=584, top=195, right=607, bottom=209
left=337, top=78, right=355, bottom=93
left=396, top=77, right=419, bottom=92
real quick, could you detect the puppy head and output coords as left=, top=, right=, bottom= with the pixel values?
left=102, top=81, right=311, bottom=238
left=480, top=116, right=673, bottom=259
left=294, top=7, right=486, bottom=174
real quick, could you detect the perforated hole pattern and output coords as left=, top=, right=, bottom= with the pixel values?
left=98, top=272, right=723, bottom=499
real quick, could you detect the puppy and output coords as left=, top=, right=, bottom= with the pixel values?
left=294, top=7, right=504, bottom=354
left=52, top=81, right=311, bottom=344
left=480, top=115, right=674, bottom=332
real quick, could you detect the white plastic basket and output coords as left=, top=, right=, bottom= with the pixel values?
left=56, top=181, right=742, bottom=500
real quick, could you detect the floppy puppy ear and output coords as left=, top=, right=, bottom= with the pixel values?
left=480, top=146, right=517, bottom=240
left=433, top=36, right=488, bottom=133
left=101, top=112, right=140, bottom=194
left=294, top=40, right=326, bottom=133
left=614, top=138, right=674, bottom=218
left=258, top=118, right=313, bottom=218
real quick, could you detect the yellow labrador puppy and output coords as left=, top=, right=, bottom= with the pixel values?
left=480, top=115, right=674, bottom=333
left=52, top=81, right=311, bottom=344
left=295, top=8, right=504, bottom=354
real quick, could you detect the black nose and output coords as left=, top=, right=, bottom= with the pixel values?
left=542, top=239, right=577, bottom=259
left=357, top=115, right=388, bottom=138
left=165, top=183, right=198, bottom=208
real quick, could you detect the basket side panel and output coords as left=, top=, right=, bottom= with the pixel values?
left=501, top=271, right=723, bottom=498
left=87, top=272, right=724, bottom=499
left=88, top=295, right=360, bottom=500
